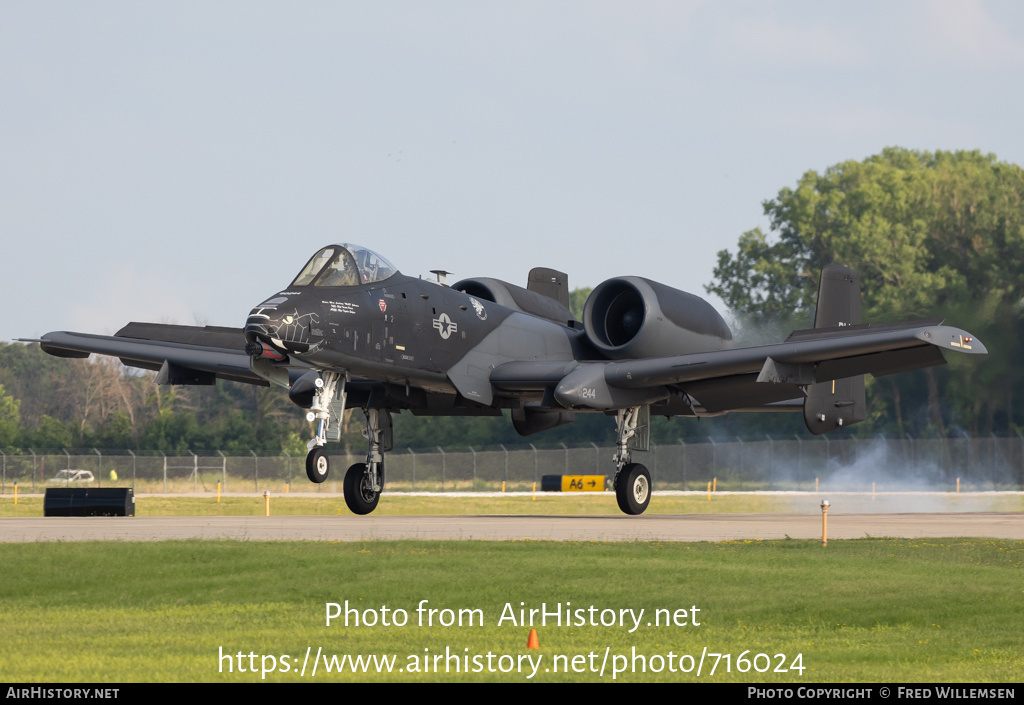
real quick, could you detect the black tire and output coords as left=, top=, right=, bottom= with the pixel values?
left=344, top=462, right=381, bottom=515
left=615, top=463, right=651, bottom=515
left=306, top=448, right=330, bottom=483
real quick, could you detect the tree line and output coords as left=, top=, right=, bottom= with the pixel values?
left=0, top=342, right=313, bottom=454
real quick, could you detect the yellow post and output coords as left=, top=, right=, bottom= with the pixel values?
left=264, top=490, right=270, bottom=516
left=286, top=481, right=290, bottom=493
left=821, top=499, right=829, bottom=546
left=713, top=477, right=717, bottom=492
left=707, top=481, right=711, bottom=501
left=815, top=477, right=819, bottom=492
left=13, top=482, right=17, bottom=505
left=217, top=480, right=221, bottom=503
left=532, top=481, right=536, bottom=500
left=956, top=477, right=960, bottom=493
left=502, top=480, right=506, bottom=493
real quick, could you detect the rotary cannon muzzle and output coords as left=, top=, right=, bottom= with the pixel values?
left=246, top=340, right=286, bottom=360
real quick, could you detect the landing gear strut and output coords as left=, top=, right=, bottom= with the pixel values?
left=304, top=370, right=345, bottom=483
left=612, top=405, right=652, bottom=515
left=343, top=408, right=390, bottom=515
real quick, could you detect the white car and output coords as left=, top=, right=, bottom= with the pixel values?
left=49, top=469, right=96, bottom=484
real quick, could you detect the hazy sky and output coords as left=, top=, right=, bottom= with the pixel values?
left=3, top=1, right=1023, bottom=342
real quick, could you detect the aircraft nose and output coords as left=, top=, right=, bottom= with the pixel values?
left=243, top=300, right=321, bottom=356
left=244, top=311, right=271, bottom=341
left=244, top=309, right=286, bottom=358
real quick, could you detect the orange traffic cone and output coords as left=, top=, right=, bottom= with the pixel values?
left=527, top=629, right=540, bottom=649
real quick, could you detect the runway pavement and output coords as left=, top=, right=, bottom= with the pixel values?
left=1, top=512, right=1022, bottom=542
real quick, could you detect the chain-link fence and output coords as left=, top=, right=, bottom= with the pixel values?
left=3, top=435, right=1023, bottom=494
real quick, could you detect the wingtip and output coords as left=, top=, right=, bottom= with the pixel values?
left=922, top=326, right=987, bottom=355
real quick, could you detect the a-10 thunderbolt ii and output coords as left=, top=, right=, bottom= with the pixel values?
left=31, top=243, right=986, bottom=515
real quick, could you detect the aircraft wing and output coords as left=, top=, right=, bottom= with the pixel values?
left=492, top=320, right=986, bottom=416
left=27, top=323, right=269, bottom=386
left=604, top=320, right=983, bottom=390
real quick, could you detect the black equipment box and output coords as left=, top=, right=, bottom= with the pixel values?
left=43, top=488, right=135, bottom=517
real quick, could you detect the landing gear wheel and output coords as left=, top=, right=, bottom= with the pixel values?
left=615, top=463, right=651, bottom=515
left=306, top=448, right=330, bottom=483
left=344, top=462, right=381, bottom=515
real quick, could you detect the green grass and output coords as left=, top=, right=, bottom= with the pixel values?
left=1, top=539, right=1021, bottom=682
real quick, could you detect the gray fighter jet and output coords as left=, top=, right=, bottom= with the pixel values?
left=31, top=244, right=986, bottom=515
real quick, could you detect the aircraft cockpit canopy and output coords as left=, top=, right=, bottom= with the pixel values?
left=292, top=244, right=398, bottom=287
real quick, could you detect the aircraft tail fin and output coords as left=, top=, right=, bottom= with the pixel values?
left=803, top=265, right=868, bottom=434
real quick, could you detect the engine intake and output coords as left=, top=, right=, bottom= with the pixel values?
left=583, top=277, right=733, bottom=359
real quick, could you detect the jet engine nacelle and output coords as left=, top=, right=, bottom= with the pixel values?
left=451, top=277, right=574, bottom=326
left=583, top=276, right=733, bottom=359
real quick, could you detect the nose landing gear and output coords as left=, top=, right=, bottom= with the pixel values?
left=304, top=370, right=345, bottom=483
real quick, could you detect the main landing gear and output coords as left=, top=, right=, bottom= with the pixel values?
left=343, top=408, right=389, bottom=515
left=612, top=406, right=652, bottom=515
left=302, top=370, right=390, bottom=515
left=343, top=459, right=383, bottom=515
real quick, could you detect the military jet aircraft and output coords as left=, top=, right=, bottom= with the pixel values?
left=30, top=243, right=986, bottom=515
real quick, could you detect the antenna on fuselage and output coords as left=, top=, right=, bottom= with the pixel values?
left=430, top=270, right=453, bottom=286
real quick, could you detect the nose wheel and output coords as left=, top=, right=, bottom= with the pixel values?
left=306, top=448, right=330, bottom=483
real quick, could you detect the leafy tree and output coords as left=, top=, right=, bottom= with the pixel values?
left=31, top=415, right=73, bottom=450
left=0, top=384, right=21, bottom=447
left=706, top=148, right=1024, bottom=436
left=568, top=287, right=592, bottom=321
